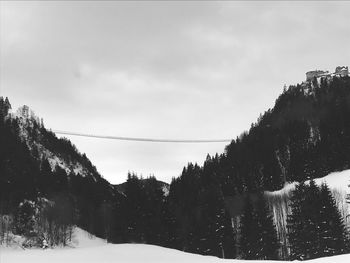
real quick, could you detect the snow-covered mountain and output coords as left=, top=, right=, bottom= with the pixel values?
left=11, top=105, right=102, bottom=181
left=0, top=99, right=122, bottom=249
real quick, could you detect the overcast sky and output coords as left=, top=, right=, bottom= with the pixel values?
left=1, top=1, right=349, bottom=184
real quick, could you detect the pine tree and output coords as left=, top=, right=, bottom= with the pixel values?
left=0, top=97, right=4, bottom=118
left=15, top=201, right=36, bottom=237
left=255, top=195, right=279, bottom=259
left=288, top=181, right=348, bottom=260
left=318, top=183, right=347, bottom=257
left=220, top=208, right=236, bottom=259
left=188, top=185, right=224, bottom=257
left=287, top=182, right=307, bottom=260
left=302, top=179, right=321, bottom=259
left=287, top=181, right=320, bottom=260
left=239, top=196, right=260, bottom=259
left=4, top=97, right=11, bottom=115
left=124, top=173, right=144, bottom=242
left=239, top=195, right=279, bottom=260
left=0, top=97, right=10, bottom=118
left=142, top=176, right=166, bottom=245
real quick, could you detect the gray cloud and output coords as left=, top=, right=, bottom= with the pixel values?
left=1, top=1, right=349, bottom=183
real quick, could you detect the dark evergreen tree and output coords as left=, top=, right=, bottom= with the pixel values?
left=0, top=96, right=11, bottom=117
left=302, top=179, right=321, bottom=259
left=318, top=183, right=348, bottom=257
left=15, top=201, right=36, bottom=237
left=123, top=173, right=144, bottom=242
left=239, top=197, right=259, bottom=259
left=288, top=181, right=348, bottom=260
left=220, top=208, right=236, bottom=259
left=288, top=180, right=321, bottom=260
left=239, top=196, right=259, bottom=259
left=255, top=195, right=279, bottom=259
left=142, top=176, right=167, bottom=245
left=287, top=182, right=307, bottom=260
left=239, top=195, right=279, bottom=260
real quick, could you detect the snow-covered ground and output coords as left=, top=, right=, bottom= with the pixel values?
left=268, top=169, right=350, bottom=197
left=266, top=169, right=350, bottom=226
left=0, top=228, right=350, bottom=263
left=1, top=227, right=350, bottom=263
left=2, top=239, right=350, bottom=263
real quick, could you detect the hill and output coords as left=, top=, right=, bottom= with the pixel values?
left=1, top=74, right=350, bottom=260
left=114, top=178, right=169, bottom=196
left=0, top=98, right=123, bottom=245
left=164, top=75, right=350, bottom=259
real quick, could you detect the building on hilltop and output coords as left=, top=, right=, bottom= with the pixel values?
left=305, top=66, right=349, bottom=81
left=306, top=70, right=329, bottom=81
left=335, top=66, right=349, bottom=77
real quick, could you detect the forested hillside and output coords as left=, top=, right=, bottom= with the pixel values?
left=164, top=75, right=350, bottom=259
left=0, top=98, right=121, bottom=245
left=1, top=75, right=350, bottom=260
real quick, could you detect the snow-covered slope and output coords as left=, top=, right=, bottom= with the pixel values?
left=2, top=238, right=350, bottom=263
left=68, top=227, right=107, bottom=248
left=266, top=169, right=350, bottom=223
left=0, top=227, right=106, bottom=251
left=268, top=169, right=350, bottom=197
left=10, top=106, right=100, bottom=180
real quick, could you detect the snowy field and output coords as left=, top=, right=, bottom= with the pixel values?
left=2, top=245, right=350, bottom=263
left=1, top=227, right=350, bottom=263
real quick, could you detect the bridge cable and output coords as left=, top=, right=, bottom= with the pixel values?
left=53, top=130, right=232, bottom=143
